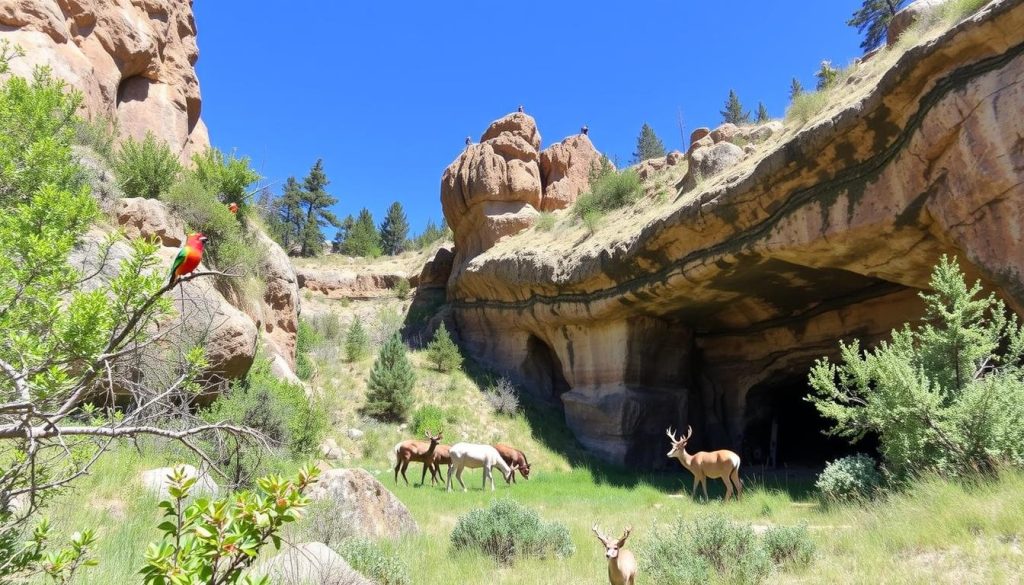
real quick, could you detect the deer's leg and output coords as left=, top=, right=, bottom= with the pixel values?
left=701, top=477, right=709, bottom=501
left=722, top=477, right=733, bottom=502
left=446, top=462, right=455, bottom=492
left=691, top=475, right=699, bottom=499
left=419, top=461, right=430, bottom=486
left=394, top=458, right=401, bottom=484
left=731, top=468, right=743, bottom=500
left=456, top=466, right=467, bottom=492
left=484, top=466, right=492, bottom=491
left=400, top=460, right=411, bottom=485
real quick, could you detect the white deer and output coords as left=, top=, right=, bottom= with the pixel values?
left=592, top=524, right=637, bottom=585
left=666, top=426, right=743, bottom=501
left=445, top=442, right=512, bottom=492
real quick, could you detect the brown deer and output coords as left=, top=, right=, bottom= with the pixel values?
left=666, top=426, right=742, bottom=501
left=393, top=431, right=442, bottom=486
left=494, top=443, right=531, bottom=482
left=592, top=525, right=636, bottom=585
left=426, top=443, right=451, bottom=486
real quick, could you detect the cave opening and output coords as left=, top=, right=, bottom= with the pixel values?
left=522, top=334, right=570, bottom=402
left=742, top=373, right=875, bottom=468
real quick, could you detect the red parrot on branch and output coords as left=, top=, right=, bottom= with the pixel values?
left=168, top=233, right=209, bottom=286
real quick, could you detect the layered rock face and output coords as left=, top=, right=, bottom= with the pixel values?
left=446, top=0, right=1024, bottom=467
left=441, top=113, right=605, bottom=266
left=0, top=0, right=209, bottom=159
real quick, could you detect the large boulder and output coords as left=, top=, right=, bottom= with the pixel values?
left=888, top=0, right=950, bottom=45
left=115, top=197, right=184, bottom=248
left=252, top=230, right=300, bottom=371
left=251, top=542, right=371, bottom=585
left=480, top=111, right=541, bottom=150
left=306, top=469, right=418, bottom=539
left=539, top=133, right=605, bottom=211
left=418, top=246, right=454, bottom=290
left=679, top=141, right=745, bottom=191
left=0, top=0, right=209, bottom=161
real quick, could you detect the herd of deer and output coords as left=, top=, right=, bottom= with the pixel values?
left=391, top=425, right=741, bottom=585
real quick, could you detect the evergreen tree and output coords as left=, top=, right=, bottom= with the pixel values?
left=411, top=218, right=445, bottom=249
left=274, top=177, right=304, bottom=250
left=344, top=316, right=369, bottom=362
left=298, top=159, right=341, bottom=257
left=815, top=61, right=840, bottom=90
left=720, top=90, right=751, bottom=125
left=364, top=333, right=416, bottom=421
left=756, top=102, right=770, bottom=123
left=426, top=322, right=463, bottom=373
left=789, top=78, right=805, bottom=100
left=332, top=214, right=354, bottom=253
left=379, top=201, right=410, bottom=255
left=848, top=0, right=909, bottom=53
left=631, top=123, right=667, bottom=163
left=340, top=208, right=382, bottom=257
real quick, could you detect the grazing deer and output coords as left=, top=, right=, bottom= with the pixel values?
left=393, top=431, right=442, bottom=486
left=494, top=443, right=531, bottom=482
left=426, top=443, right=451, bottom=486
left=446, top=442, right=512, bottom=492
left=666, top=426, right=742, bottom=501
left=592, top=525, right=636, bottom=585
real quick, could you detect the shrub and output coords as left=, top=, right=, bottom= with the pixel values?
left=74, top=114, right=119, bottom=162
left=307, top=312, right=343, bottom=342
left=426, top=322, right=462, bottom=372
left=336, top=537, right=411, bottom=585
left=371, top=306, right=404, bottom=347
left=786, top=91, right=830, bottom=125
left=412, top=405, right=448, bottom=436
left=112, top=131, right=181, bottom=199
left=808, top=256, right=1024, bottom=481
left=450, top=499, right=574, bottom=564
left=299, top=498, right=356, bottom=548
left=189, top=147, right=260, bottom=208
left=296, top=320, right=321, bottom=380
left=394, top=277, right=411, bottom=300
left=345, top=316, right=370, bottom=362
left=640, top=513, right=776, bottom=585
left=485, top=377, right=520, bottom=416
left=761, top=524, right=815, bottom=567
left=535, top=212, right=556, bottom=231
left=574, top=169, right=642, bottom=222
left=815, top=454, right=883, bottom=502
left=363, top=334, right=416, bottom=422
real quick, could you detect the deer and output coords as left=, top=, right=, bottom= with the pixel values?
left=494, top=443, right=531, bottom=482
left=446, top=442, right=512, bottom=492
left=393, top=430, right=442, bottom=486
left=426, top=443, right=451, bottom=486
left=666, top=426, right=742, bottom=501
left=592, top=525, right=637, bottom=585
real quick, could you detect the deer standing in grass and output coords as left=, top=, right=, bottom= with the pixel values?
left=393, top=431, right=442, bottom=486
left=446, top=442, right=512, bottom=492
left=494, top=443, right=531, bottom=482
left=666, top=426, right=743, bottom=501
left=426, top=443, right=451, bottom=486
left=592, top=525, right=636, bottom=585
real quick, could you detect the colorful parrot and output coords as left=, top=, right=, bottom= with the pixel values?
left=168, top=233, right=209, bottom=286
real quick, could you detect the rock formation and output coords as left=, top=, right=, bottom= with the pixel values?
left=444, top=0, right=1024, bottom=467
left=306, top=468, right=419, bottom=539
left=540, top=134, right=605, bottom=211
left=0, top=0, right=209, bottom=160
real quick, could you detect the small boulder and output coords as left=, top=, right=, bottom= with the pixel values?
left=320, top=438, right=346, bottom=461
left=666, top=150, right=685, bottom=166
left=140, top=465, right=219, bottom=498
left=306, top=469, right=418, bottom=539
left=347, top=428, right=365, bottom=440
left=710, top=123, right=739, bottom=144
left=689, top=127, right=711, bottom=144
left=888, top=0, right=949, bottom=46
left=115, top=197, right=184, bottom=248
left=748, top=121, right=784, bottom=143
left=250, top=542, right=371, bottom=585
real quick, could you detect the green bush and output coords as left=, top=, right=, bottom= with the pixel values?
left=74, top=114, right=119, bottom=162
left=295, top=320, right=321, bottom=380
left=536, top=212, right=556, bottom=231
left=345, top=316, right=370, bottom=362
left=363, top=334, right=416, bottom=422
left=786, top=91, right=830, bottom=125
left=426, top=322, right=462, bottom=372
left=306, top=311, right=343, bottom=342
left=762, top=524, right=815, bottom=568
left=412, top=405, right=448, bottom=436
left=450, top=499, right=574, bottom=565
left=574, top=169, right=642, bottom=222
left=640, top=513, right=775, bottom=585
left=336, top=537, right=411, bottom=585
left=203, top=357, right=327, bottom=484
left=189, top=147, right=260, bottom=208
left=815, top=454, right=883, bottom=502
left=394, top=277, right=411, bottom=300
left=808, top=256, right=1024, bottom=481
left=112, top=131, right=181, bottom=199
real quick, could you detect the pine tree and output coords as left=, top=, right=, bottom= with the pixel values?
left=332, top=214, right=354, bottom=253
left=364, top=333, right=416, bottom=421
left=720, top=90, right=751, bottom=125
left=789, top=78, right=804, bottom=100
left=756, top=102, right=770, bottom=123
left=344, top=316, right=369, bottom=362
left=815, top=61, right=840, bottom=91
left=379, top=201, right=410, bottom=255
left=426, top=322, right=463, bottom=372
left=848, top=0, right=909, bottom=52
left=631, top=123, right=667, bottom=164
left=411, top=218, right=445, bottom=249
left=274, top=177, right=304, bottom=250
left=340, top=208, right=382, bottom=257
left=298, top=159, right=341, bottom=257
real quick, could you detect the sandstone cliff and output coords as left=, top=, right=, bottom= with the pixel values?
left=0, top=0, right=209, bottom=159
left=443, top=0, right=1024, bottom=467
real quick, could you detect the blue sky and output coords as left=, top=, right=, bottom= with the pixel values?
left=193, top=1, right=866, bottom=236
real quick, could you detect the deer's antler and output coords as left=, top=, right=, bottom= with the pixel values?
left=683, top=425, right=693, bottom=442
left=592, top=524, right=609, bottom=542
left=618, top=526, right=632, bottom=544
left=666, top=427, right=678, bottom=443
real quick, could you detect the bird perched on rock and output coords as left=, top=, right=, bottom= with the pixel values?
left=465, top=136, right=472, bottom=146
left=168, top=233, right=209, bottom=286
left=517, top=104, right=524, bottom=113
left=581, top=124, right=589, bottom=135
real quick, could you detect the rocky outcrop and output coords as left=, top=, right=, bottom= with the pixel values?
left=889, top=0, right=949, bottom=45
left=307, top=468, right=418, bottom=539
left=252, top=230, right=300, bottom=371
left=251, top=542, right=371, bottom=585
left=0, top=0, right=209, bottom=159
left=296, top=267, right=407, bottom=299
left=540, top=134, right=605, bottom=211
left=445, top=0, right=1024, bottom=467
